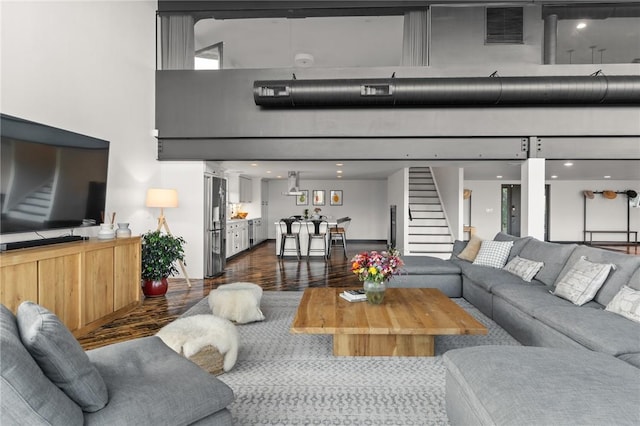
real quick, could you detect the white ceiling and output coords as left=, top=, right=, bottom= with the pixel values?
left=221, top=159, right=640, bottom=181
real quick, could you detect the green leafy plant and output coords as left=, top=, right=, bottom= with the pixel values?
left=141, top=231, right=186, bottom=281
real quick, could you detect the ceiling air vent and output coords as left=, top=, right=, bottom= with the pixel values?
left=486, top=7, right=523, bottom=44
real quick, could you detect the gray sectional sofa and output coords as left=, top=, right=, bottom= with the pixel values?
left=391, top=232, right=640, bottom=425
left=0, top=303, right=234, bottom=425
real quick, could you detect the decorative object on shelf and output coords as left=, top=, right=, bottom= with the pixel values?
left=312, top=190, right=325, bottom=206
left=140, top=230, right=186, bottom=298
left=145, top=188, right=191, bottom=287
left=97, top=223, right=115, bottom=240
left=303, top=208, right=309, bottom=219
left=350, top=248, right=404, bottom=304
left=115, top=223, right=131, bottom=238
left=312, top=207, right=322, bottom=219
left=296, top=190, right=309, bottom=206
left=330, top=190, right=343, bottom=206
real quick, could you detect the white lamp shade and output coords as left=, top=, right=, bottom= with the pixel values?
left=145, top=188, right=178, bottom=208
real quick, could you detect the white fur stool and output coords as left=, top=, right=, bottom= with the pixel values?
left=156, top=314, right=239, bottom=374
left=208, top=282, right=265, bottom=324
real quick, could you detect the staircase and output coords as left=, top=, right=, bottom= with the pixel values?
left=6, top=181, right=53, bottom=223
left=407, top=167, right=454, bottom=259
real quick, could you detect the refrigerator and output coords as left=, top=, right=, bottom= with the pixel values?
left=204, top=174, right=226, bottom=277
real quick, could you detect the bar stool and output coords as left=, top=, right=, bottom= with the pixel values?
left=329, top=217, right=351, bottom=259
left=278, top=219, right=301, bottom=259
left=305, top=220, right=329, bottom=260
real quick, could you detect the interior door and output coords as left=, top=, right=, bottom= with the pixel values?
left=501, top=184, right=550, bottom=240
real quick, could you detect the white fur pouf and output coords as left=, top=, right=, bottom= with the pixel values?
left=208, top=282, right=265, bottom=324
left=156, top=314, right=239, bottom=372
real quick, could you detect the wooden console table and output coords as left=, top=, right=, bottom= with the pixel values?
left=0, top=237, right=141, bottom=336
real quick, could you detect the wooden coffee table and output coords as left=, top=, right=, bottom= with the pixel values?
left=290, top=287, right=487, bottom=357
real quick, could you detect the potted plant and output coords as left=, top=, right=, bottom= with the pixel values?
left=141, top=230, right=186, bottom=297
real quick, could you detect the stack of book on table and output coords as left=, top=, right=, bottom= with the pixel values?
left=340, top=289, right=367, bottom=302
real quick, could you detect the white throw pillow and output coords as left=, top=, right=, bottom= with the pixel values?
left=605, top=286, right=640, bottom=323
left=503, top=256, right=544, bottom=282
left=553, top=256, right=615, bottom=306
left=472, top=240, right=514, bottom=269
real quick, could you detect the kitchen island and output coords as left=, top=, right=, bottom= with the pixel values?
left=275, top=219, right=337, bottom=257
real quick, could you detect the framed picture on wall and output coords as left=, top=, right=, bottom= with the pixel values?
left=296, top=190, right=309, bottom=206
left=312, top=190, right=325, bottom=206
left=330, top=190, right=343, bottom=206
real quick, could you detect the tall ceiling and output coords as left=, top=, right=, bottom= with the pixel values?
left=165, top=1, right=640, bottom=182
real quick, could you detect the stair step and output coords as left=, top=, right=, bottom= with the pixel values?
left=6, top=211, right=46, bottom=222
left=409, top=235, right=453, bottom=243
left=408, top=226, right=450, bottom=234
left=16, top=204, right=48, bottom=215
left=409, top=218, right=448, bottom=226
left=23, top=196, right=50, bottom=207
left=409, top=190, right=438, bottom=197
left=409, top=211, right=445, bottom=219
left=408, top=242, right=454, bottom=251
left=410, top=204, right=444, bottom=212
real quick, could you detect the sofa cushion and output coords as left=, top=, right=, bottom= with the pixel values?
left=559, top=245, right=640, bottom=306
left=502, top=255, right=544, bottom=282
left=493, top=232, right=532, bottom=262
left=606, top=286, right=640, bottom=323
left=533, top=305, right=640, bottom=356
left=17, top=302, right=108, bottom=412
left=444, top=346, right=640, bottom=426
left=552, top=256, right=615, bottom=306
left=472, top=240, right=513, bottom=268
left=0, top=304, right=83, bottom=425
left=519, top=240, right=577, bottom=286
left=85, top=336, right=235, bottom=426
left=617, top=352, right=640, bottom=369
left=457, top=235, right=482, bottom=262
left=491, top=283, right=572, bottom=316
left=450, top=240, right=468, bottom=259
left=400, top=255, right=461, bottom=275
left=455, top=261, right=526, bottom=292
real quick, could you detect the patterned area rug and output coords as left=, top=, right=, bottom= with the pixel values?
left=182, top=291, right=520, bottom=425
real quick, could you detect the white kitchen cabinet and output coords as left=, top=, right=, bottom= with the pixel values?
left=226, top=220, right=250, bottom=258
left=227, top=174, right=252, bottom=203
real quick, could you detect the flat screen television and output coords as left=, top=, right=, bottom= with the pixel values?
left=0, top=114, right=109, bottom=235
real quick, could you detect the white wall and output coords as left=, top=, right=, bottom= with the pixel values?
left=1, top=0, right=157, bottom=238
left=465, top=179, right=640, bottom=242
left=550, top=181, right=640, bottom=242
left=267, top=178, right=388, bottom=241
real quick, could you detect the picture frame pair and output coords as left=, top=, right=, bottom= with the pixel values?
left=295, top=190, right=343, bottom=206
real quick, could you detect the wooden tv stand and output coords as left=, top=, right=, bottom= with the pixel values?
left=0, top=237, right=141, bottom=337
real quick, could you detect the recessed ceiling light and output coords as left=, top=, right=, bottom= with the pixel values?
left=604, top=175, right=611, bottom=179
left=276, top=175, right=282, bottom=179
left=250, top=163, right=258, bottom=166
left=336, top=170, right=342, bottom=174
left=266, top=170, right=271, bottom=174
left=336, top=163, right=344, bottom=166
left=496, top=175, right=503, bottom=179
left=564, top=162, right=574, bottom=167
left=337, top=175, right=342, bottom=179
left=551, top=175, right=558, bottom=179
left=576, top=22, right=587, bottom=29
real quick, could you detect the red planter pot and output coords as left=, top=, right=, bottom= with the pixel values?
left=142, top=278, right=168, bottom=297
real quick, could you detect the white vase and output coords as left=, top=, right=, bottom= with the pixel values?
left=116, top=223, right=132, bottom=238
left=98, top=223, right=115, bottom=240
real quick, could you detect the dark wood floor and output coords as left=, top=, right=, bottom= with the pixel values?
left=78, top=240, right=385, bottom=350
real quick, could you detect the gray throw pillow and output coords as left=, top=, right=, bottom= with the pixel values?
left=17, top=302, right=108, bottom=412
left=1, top=304, right=83, bottom=425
